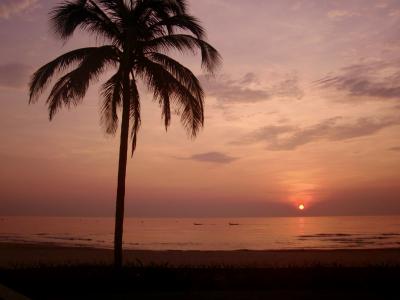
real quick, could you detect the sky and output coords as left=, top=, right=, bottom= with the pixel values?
left=0, top=0, right=400, bottom=217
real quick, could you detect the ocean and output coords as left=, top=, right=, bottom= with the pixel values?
left=1, top=216, right=400, bottom=250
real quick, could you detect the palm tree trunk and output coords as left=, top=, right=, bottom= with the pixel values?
left=114, top=72, right=131, bottom=269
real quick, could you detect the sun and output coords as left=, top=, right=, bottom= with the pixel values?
left=298, top=204, right=305, bottom=211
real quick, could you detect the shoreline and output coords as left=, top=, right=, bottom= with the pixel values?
left=1, top=242, right=400, bottom=268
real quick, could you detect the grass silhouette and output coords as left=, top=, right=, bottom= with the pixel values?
left=1, top=263, right=399, bottom=299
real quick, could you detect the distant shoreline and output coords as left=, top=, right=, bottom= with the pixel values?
left=1, top=242, right=400, bottom=268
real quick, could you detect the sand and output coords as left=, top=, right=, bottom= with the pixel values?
left=1, top=242, right=400, bottom=268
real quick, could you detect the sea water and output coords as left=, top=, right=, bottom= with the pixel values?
left=1, top=216, right=400, bottom=250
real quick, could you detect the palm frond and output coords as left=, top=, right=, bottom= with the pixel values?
left=149, top=14, right=205, bottom=39
left=143, top=34, right=221, bottom=73
left=100, top=69, right=123, bottom=134
left=51, top=0, right=121, bottom=42
left=131, top=0, right=189, bottom=39
left=29, top=46, right=118, bottom=103
left=134, top=0, right=187, bottom=18
left=98, top=0, right=129, bottom=21
left=31, top=0, right=221, bottom=158
left=47, top=46, right=117, bottom=119
left=136, top=57, right=204, bottom=137
left=129, top=78, right=141, bottom=155
left=147, top=52, right=203, bottom=99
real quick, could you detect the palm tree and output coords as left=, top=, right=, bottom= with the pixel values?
left=29, top=0, right=221, bottom=268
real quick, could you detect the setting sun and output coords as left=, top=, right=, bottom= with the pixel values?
left=298, top=204, right=305, bottom=211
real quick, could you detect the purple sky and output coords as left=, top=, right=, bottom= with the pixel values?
left=0, top=0, right=400, bottom=217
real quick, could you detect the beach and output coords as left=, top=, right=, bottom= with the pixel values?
left=1, top=242, right=400, bottom=268
left=2, top=242, right=400, bottom=299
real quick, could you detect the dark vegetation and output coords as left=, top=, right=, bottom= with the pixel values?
left=1, top=264, right=400, bottom=299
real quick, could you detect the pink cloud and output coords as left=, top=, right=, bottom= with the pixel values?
left=0, top=0, right=37, bottom=19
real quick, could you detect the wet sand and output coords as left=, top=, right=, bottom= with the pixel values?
left=1, top=242, right=400, bottom=268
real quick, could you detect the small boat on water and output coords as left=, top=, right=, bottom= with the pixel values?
left=193, top=223, right=203, bottom=226
left=229, top=222, right=239, bottom=226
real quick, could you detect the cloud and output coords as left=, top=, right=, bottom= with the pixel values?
left=271, top=73, right=304, bottom=99
left=317, top=60, right=400, bottom=101
left=0, top=63, right=31, bottom=88
left=388, top=9, right=400, bottom=18
left=389, top=146, right=400, bottom=152
left=237, top=125, right=295, bottom=145
left=327, top=10, right=359, bottom=20
left=235, top=116, right=400, bottom=151
left=200, top=73, right=270, bottom=103
left=0, top=0, right=37, bottom=19
left=187, top=152, right=238, bottom=164
left=200, top=72, right=303, bottom=104
left=376, top=2, right=389, bottom=9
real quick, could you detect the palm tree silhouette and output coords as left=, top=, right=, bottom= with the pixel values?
left=29, top=0, right=221, bottom=268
